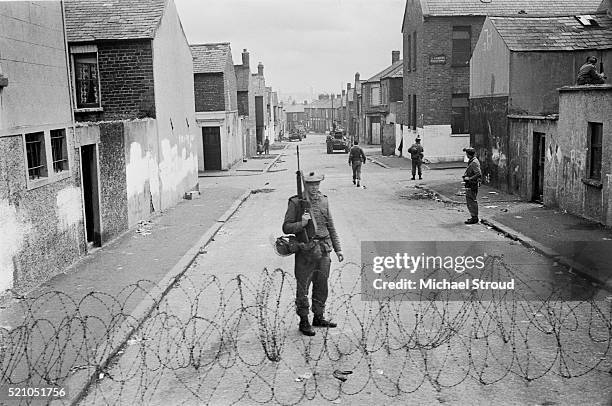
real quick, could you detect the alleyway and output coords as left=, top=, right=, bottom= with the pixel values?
left=73, top=134, right=612, bottom=405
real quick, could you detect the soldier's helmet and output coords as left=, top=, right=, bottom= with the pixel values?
left=303, top=172, right=325, bottom=183
left=273, top=236, right=293, bottom=256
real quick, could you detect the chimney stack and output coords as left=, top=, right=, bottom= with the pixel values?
left=392, top=50, right=400, bottom=64
left=355, top=72, right=360, bottom=83
left=347, top=83, right=352, bottom=90
left=342, top=90, right=346, bottom=96
left=241, top=49, right=250, bottom=67
left=257, top=62, right=264, bottom=76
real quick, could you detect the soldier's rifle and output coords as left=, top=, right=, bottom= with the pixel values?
left=296, top=145, right=317, bottom=243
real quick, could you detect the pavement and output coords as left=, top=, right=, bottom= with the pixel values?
left=0, top=183, right=253, bottom=404
left=369, top=153, right=465, bottom=170
left=198, top=143, right=288, bottom=177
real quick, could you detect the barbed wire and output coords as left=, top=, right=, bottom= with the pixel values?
left=1, top=258, right=611, bottom=405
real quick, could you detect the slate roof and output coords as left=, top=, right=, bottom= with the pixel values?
left=65, top=0, right=167, bottom=42
left=382, top=62, right=404, bottom=79
left=419, top=0, right=603, bottom=17
left=491, top=14, right=612, bottom=51
left=284, top=104, right=305, bottom=113
left=366, top=60, right=403, bottom=83
left=191, top=43, right=231, bottom=74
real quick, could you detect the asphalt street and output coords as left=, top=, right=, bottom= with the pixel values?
left=80, top=134, right=612, bottom=406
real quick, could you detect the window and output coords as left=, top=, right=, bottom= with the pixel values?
left=412, top=31, right=417, bottom=71
left=407, top=34, right=412, bottom=72
left=452, top=26, right=471, bottom=66
left=370, top=84, right=381, bottom=106
left=74, top=53, right=100, bottom=109
left=51, top=129, right=68, bottom=172
left=451, top=94, right=469, bottom=134
left=26, top=132, right=48, bottom=180
left=588, top=122, right=603, bottom=180
left=406, top=94, right=411, bottom=127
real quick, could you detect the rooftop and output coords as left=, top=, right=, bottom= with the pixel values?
left=65, top=0, right=166, bottom=42
left=366, top=60, right=403, bottom=83
left=490, top=14, right=612, bottom=51
left=419, top=0, right=603, bottom=17
left=191, top=43, right=231, bottom=74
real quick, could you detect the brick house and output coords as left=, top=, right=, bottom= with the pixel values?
left=401, top=0, right=602, bottom=162
left=191, top=42, right=245, bottom=170
left=285, top=103, right=306, bottom=132
left=470, top=12, right=611, bottom=200
left=65, top=0, right=198, bottom=242
left=235, top=49, right=257, bottom=157
left=0, top=1, right=85, bottom=293
left=304, top=96, right=338, bottom=133
left=361, top=51, right=403, bottom=148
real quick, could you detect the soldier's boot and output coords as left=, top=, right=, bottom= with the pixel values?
left=313, top=315, right=337, bottom=328
left=464, top=217, right=479, bottom=224
left=419, top=175, right=422, bottom=180
left=356, top=181, right=360, bottom=187
left=353, top=178, right=356, bottom=185
left=411, top=176, right=415, bottom=180
left=299, top=316, right=315, bottom=336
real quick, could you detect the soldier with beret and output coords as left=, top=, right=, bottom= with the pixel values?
left=282, top=172, right=344, bottom=336
left=462, top=147, right=482, bottom=224
left=407, top=137, right=424, bottom=180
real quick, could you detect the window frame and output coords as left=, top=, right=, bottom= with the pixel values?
left=412, top=31, right=417, bottom=71
left=407, top=34, right=412, bottom=72
left=587, top=122, right=603, bottom=181
left=451, top=93, right=470, bottom=134
left=452, top=26, right=472, bottom=67
left=370, top=84, right=381, bottom=106
left=70, top=45, right=103, bottom=112
left=20, top=127, right=72, bottom=190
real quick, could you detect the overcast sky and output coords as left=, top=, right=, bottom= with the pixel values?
left=175, top=0, right=405, bottom=100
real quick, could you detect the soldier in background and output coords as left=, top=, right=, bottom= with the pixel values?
left=348, top=140, right=366, bottom=187
left=577, top=56, right=606, bottom=85
left=282, top=172, right=344, bottom=336
left=407, top=137, right=424, bottom=180
left=462, top=147, right=482, bottom=224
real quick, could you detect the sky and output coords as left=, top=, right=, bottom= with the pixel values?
left=174, top=0, right=406, bottom=101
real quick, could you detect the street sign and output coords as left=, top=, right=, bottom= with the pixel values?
left=429, top=55, right=447, bottom=65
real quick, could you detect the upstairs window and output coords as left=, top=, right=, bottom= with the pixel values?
left=412, top=31, right=417, bottom=71
left=407, top=34, right=412, bottom=71
left=452, top=26, right=471, bottom=66
left=588, top=122, right=603, bottom=180
left=451, top=94, right=469, bottom=134
left=370, top=84, right=381, bottom=106
left=26, top=132, right=47, bottom=180
left=73, top=51, right=101, bottom=109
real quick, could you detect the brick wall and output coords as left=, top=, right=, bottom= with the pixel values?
left=403, top=5, right=484, bottom=128
left=194, top=73, right=225, bottom=112
left=74, top=40, right=156, bottom=122
left=237, top=91, right=249, bottom=116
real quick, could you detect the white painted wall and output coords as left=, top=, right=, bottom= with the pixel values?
left=0, top=1, right=72, bottom=135
left=152, top=0, right=198, bottom=209
left=409, top=126, right=469, bottom=162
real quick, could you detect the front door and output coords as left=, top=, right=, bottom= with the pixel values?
left=202, top=127, right=222, bottom=170
left=80, top=144, right=101, bottom=247
left=532, top=132, right=545, bottom=202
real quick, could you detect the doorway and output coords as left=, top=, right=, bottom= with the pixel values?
left=532, top=132, right=545, bottom=203
left=80, top=144, right=101, bottom=246
left=202, top=126, right=222, bottom=170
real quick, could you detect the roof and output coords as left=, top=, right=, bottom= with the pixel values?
left=191, top=43, right=232, bottom=74
left=305, top=98, right=341, bottom=109
left=234, top=65, right=250, bottom=91
left=366, top=60, right=403, bottom=83
left=418, top=0, right=602, bottom=17
left=65, top=0, right=167, bottom=42
left=490, top=14, right=612, bottom=51
left=382, top=62, right=404, bottom=79
left=284, top=104, right=305, bottom=113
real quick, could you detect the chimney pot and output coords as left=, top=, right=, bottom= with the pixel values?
left=258, top=62, right=264, bottom=76
left=355, top=72, right=360, bottom=81
left=392, top=50, right=400, bottom=64
left=242, top=49, right=250, bottom=67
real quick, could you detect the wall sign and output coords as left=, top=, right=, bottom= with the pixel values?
left=429, top=55, right=447, bottom=65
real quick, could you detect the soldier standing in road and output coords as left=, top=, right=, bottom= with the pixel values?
left=462, top=147, right=482, bottom=224
left=282, top=172, right=344, bottom=336
left=348, top=141, right=366, bottom=187
left=407, top=137, right=424, bottom=180
left=264, top=136, right=270, bottom=155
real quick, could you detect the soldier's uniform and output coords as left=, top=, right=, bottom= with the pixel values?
left=283, top=179, right=341, bottom=335
left=407, top=139, right=424, bottom=180
left=463, top=148, right=482, bottom=224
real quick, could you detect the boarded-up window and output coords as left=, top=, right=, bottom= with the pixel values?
left=411, top=94, right=417, bottom=130
left=407, top=34, right=412, bottom=71
left=412, top=31, right=417, bottom=71
left=588, top=122, right=603, bottom=180
left=451, top=94, right=469, bottom=134
left=370, top=84, right=381, bottom=106
left=452, top=26, right=471, bottom=66
left=74, top=53, right=100, bottom=108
